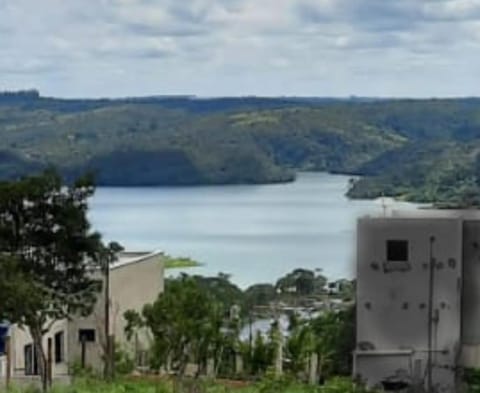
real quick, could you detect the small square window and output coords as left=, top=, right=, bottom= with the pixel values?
left=386, top=240, right=408, bottom=262
left=78, top=329, right=96, bottom=343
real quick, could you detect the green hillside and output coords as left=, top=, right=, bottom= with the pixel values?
left=2, top=91, right=480, bottom=206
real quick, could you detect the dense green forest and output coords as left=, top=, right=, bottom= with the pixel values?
left=2, top=90, right=480, bottom=205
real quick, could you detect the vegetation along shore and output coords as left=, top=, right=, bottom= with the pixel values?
left=3, top=91, right=480, bottom=206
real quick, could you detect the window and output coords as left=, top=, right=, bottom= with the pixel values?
left=54, top=331, right=64, bottom=363
left=386, top=240, right=408, bottom=262
left=24, top=344, right=38, bottom=375
left=78, top=329, right=96, bottom=343
left=0, top=325, right=8, bottom=355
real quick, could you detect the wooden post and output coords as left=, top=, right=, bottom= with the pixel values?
left=5, top=336, right=11, bottom=390
left=308, top=353, right=318, bottom=385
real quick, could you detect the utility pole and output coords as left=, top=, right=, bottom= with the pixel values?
left=102, top=242, right=122, bottom=380
left=6, top=335, right=11, bottom=390
left=104, top=249, right=112, bottom=380
left=381, top=193, right=387, bottom=217
left=427, top=236, right=436, bottom=393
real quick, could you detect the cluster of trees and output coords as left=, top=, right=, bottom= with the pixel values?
left=0, top=92, right=399, bottom=188
left=3, top=93, right=480, bottom=205
left=124, top=272, right=355, bottom=383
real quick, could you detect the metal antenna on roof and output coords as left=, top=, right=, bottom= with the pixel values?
left=381, top=192, right=387, bottom=217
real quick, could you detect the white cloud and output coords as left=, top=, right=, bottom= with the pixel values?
left=0, top=0, right=479, bottom=97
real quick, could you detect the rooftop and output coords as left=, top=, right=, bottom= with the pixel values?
left=112, top=250, right=164, bottom=270
left=363, top=208, right=480, bottom=221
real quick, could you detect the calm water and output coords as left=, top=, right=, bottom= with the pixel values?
left=89, top=172, right=418, bottom=288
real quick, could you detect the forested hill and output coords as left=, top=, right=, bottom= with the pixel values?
left=2, top=90, right=480, bottom=206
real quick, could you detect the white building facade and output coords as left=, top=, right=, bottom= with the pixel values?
left=355, top=211, right=480, bottom=392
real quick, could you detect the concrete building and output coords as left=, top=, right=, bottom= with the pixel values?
left=2, top=250, right=164, bottom=384
left=354, top=210, right=480, bottom=392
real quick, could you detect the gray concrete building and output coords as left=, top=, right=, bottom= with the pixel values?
left=354, top=210, right=480, bottom=392
left=1, top=250, right=164, bottom=385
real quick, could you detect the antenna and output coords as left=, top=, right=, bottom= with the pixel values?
left=381, top=192, right=387, bottom=217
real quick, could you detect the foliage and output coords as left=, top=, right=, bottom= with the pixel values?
left=164, top=256, right=201, bottom=269
left=276, top=269, right=327, bottom=297
left=114, top=347, right=135, bottom=376
left=464, top=368, right=480, bottom=393
left=255, top=370, right=301, bottom=393
left=248, top=333, right=276, bottom=376
left=0, top=93, right=401, bottom=188
left=285, top=321, right=315, bottom=376
left=70, top=360, right=100, bottom=380
left=0, top=375, right=376, bottom=393
left=319, top=377, right=373, bottom=393
left=244, top=284, right=277, bottom=308
left=0, top=170, right=110, bottom=390
left=310, top=308, right=356, bottom=378
left=124, top=275, right=231, bottom=377
left=6, top=92, right=480, bottom=204
left=189, top=274, right=245, bottom=317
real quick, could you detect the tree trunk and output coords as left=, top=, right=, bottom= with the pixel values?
left=30, top=326, right=49, bottom=392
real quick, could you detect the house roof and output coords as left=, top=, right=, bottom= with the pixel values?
left=112, top=250, right=164, bottom=270
left=362, top=208, right=480, bottom=221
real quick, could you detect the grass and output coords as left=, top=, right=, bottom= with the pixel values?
left=164, top=256, right=202, bottom=270
left=2, top=376, right=369, bottom=393
left=2, top=379, right=309, bottom=393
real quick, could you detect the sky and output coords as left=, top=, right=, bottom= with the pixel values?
left=1, top=0, right=480, bottom=98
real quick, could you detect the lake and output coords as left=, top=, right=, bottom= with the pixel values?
left=89, top=172, right=418, bottom=288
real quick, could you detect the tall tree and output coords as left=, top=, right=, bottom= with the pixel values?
left=0, top=170, right=106, bottom=391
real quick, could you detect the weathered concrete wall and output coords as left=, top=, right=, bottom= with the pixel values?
left=110, top=253, right=164, bottom=354
left=355, top=217, right=463, bottom=392
left=9, top=320, right=70, bottom=377
left=460, top=220, right=480, bottom=368
left=67, top=252, right=165, bottom=370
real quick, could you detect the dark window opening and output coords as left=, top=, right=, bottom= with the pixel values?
left=24, top=344, right=38, bottom=375
left=386, top=240, right=409, bottom=262
left=54, top=331, right=64, bottom=363
left=78, top=329, right=95, bottom=343
left=0, top=325, right=8, bottom=355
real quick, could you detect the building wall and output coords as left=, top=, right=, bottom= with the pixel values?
left=8, top=320, right=70, bottom=378
left=461, top=220, right=480, bottom=367
left=110, top=253, right=164, bottom=355
left=355, top=217, right=463, bottom=392
left=7, top=252, right=164, bottom=379
left=67, top=252, right=165, bottom=371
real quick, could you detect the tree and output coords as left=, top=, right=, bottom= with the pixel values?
left=250, top=332, right=275, bottom=376
left=0, top=170, right=106, bottom=391
left=245, top=284, right=277, bottom=307
left=125, top=274, right=227, bottom=377
left=311, top=307, right=356, bottom=380
left=285, top=319, right=315, bottom=376
left=276, top=269, right=327, bottom=297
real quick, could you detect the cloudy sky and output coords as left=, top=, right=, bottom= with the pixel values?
left=1, top=0, right=479, bottom=98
